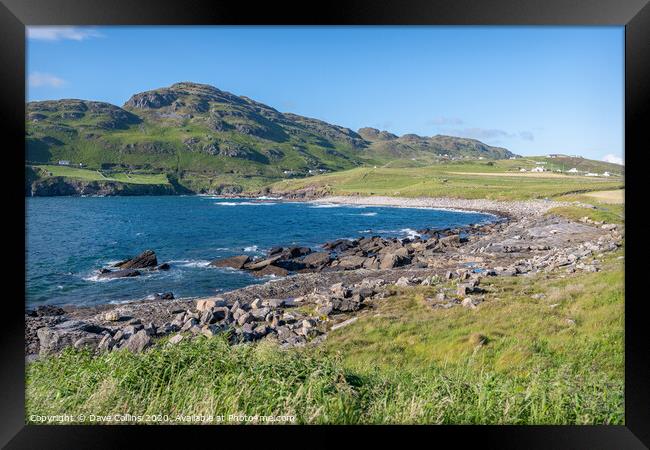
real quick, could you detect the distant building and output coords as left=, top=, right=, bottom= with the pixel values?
left=531, top=166, right=545, bottom=172
left=519, top=168, right=527, bottom=172
left=602, top=171, right=611, bottom=177
left=58, top=160, right=70, bottom=166
left=585, top=172, right=598, bottom=177
left=567, top=168, right=579, bottom=173
left=548, top=154, right=567, bottom=158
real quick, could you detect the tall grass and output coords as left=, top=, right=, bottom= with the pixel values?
left=25, top=335, right=623, bottom=424
left=26, top=252, right=624, bottom=425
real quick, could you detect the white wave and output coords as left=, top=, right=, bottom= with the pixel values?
left=83, top=273, right=118, bottom=283
left=309, top=203, right=342, bottom=208
left=358, top=212, right=377, bottom=216
left=215, top=201, right=276, bottom=206
left=400, top=228, right=422, bottom=239
left=256, top=196, right=282, bottom=200
left=168, top=259, right=211, bottom=268
left=243, top=245, right=259, bottom=252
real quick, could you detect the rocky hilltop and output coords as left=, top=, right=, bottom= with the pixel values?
left=26, top=82, right=518, bottom=196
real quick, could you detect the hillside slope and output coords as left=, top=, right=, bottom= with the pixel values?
left=27, top=82, right=519, bottom=193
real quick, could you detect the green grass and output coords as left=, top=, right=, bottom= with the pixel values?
left=26, top=250, right=624, bottom=424
left=269, top=163, right=623, bottom=201
left=31, top=165, right=170, bottom=185
left=547, top=191, right=624, bottom=224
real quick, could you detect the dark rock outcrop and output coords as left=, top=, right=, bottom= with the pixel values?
left=114, top=250, right=158, bottom=269
left=209, top=255, right=251, bottom=270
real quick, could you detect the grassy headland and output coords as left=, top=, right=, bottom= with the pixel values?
left=269, top=161, right=623, bottom=201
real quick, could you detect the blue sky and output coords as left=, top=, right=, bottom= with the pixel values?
left=27, top=26, right=624, bottom=163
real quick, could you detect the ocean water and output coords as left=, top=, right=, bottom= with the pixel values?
left=26, top=196, right=495, bottom=308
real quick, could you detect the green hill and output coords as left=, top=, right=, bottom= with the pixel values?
left=26, top=82, right=519, bottom=193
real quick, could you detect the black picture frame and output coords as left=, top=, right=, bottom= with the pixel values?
left=1, top=0, right=647, bottom=447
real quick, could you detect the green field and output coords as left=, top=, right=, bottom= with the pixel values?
left=31, top=165, right=170, bottom=185
left=269, top=161, right=623, bottom=201
left=26, top=248, right=623, bottom=424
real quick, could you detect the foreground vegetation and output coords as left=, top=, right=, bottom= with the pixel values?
left=26, top=248, right=624, bottom=424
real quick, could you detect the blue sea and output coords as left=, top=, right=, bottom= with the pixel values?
left=26, top=196, right=495, bottom=308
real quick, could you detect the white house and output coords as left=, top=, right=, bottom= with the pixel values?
left=602, top=171, right=611, bottom=177
left=58, top=160, right=70, bottom=166
left=519, top=168, right=527, bottom=172
left=567, top=168, right=579, bottom=173
left=585, top=172, right=598, bottom=177
left=531, top=166, right=545, bottom=172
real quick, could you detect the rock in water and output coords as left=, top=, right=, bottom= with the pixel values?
left=209, top=255, right=251, bottom=270
left=97, top=269, right=142, bottom=279
left=113, top=250, right=158, bottom=269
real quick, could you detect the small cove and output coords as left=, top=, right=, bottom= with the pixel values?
left=26, top=196, right=495, bottom=307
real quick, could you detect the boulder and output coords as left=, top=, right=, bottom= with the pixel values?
left=286, top=246, right=312, bottom=258
left=252, top=265, right=289, bottom=277
left=272, top=259, right=307, bottom=271
left=27, top=305, right=65, bottom=317
left=209, top=255, right=251, bottom=270
left=246, top=255, right=283, bottom=270
left=104, top=311, right=121, bottom=322
left=323, top=239, right=358, bottom=252
left=395, top=277, right=412, bottom=287
left=336, top=255, right=367, bottom=270
left=251, top=307, right=271, bottom=320
left=237, top=312, right=254, bottom=326
left=196, top=297, right=227, bottom=311
left=168, top=334, right=184, bottom=345
left=302, top=252, right=331, bottom=268
left=123, top=329, right=152, bottom=353
left=97, top=334, right=116, bottom=352
left=439, top=235, right=461, bottom=247
left=113, top=250, right=158, bottom=269
left=379, top=253, right=411, bottom=269
left=330, top=297, right=362, bottom=313
left=37, top=322, right=105, bottom=356
left=156, top=263, right=171, bottom=271
left=330, top=283, right=352, bottom=299
left=362, top=257, right=380, bottom=269
left=73, top=334, right=103, bottom=350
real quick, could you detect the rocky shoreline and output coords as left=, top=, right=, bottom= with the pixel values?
left=25, top=196, right=623, bottom=360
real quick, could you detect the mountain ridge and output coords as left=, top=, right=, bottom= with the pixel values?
left=27, top=82, right=518, bottom=193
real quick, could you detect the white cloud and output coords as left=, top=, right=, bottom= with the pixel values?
left=442, top=126, right=534, bottom=143
left=28, top=72, right=66, bottom=88
left=602, top=153, right=624, bottom=165
left=27, top=26, right=104, bottom=41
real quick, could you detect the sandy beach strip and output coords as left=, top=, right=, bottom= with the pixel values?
left=311, top=195, right=572, bottom=217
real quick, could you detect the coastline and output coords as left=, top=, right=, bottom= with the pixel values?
left=309, top=195, right=574, bottom=219
left=25, top=194, right=623, bottom=358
